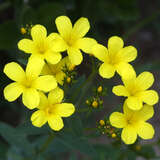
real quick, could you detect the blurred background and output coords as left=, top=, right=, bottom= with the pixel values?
left=0, top=0, right=160, bottom=159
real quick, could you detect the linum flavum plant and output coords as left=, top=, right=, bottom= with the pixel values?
left=3, top=15, right=159, bottom=159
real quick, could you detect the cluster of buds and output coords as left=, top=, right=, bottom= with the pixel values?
left=85, top=85, right=107, bottom=109
left=62, top=64, right=76, bottom=85
left=97, top=119, right=120, bottom=140
left=20, top=24, right=33, bottom=35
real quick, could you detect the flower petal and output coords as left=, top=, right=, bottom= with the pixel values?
left=45, top=51, right=62, bottom=65
left=121, top=126, right=137, bottom=144
left=47, top=33, right=68, bottom=52
left=109, top=112, right=126, bottom=128
left=72, top=17, right=90, bottom=39
left=31, top=110, right=47, bottom=127
left=136, top=72, right=154, bottom=90
left=75, top=38, right=97, bottom=54
left=38, top=92, right=48, bottom=110
left=138, top=90, right=159, bottom=105
left=54, top=103, right=75, bottom=117
left=4, top=62, right=25, bottom=82
left=68, top=48, right=83, bottom=65
left=126, top=97, right=143, bottom=110
left=4, top=82, right=23, bottom=102
left=26, top=56, right=45, bottom=80
left=136, top=104, right=154, bottom=121
left=55, top=16, right=72, bottom=39
left=99, top=63, right=115, bottom=79
left=31, top=25, right=47, bottom=41
left=48, top=115, right=64, bottom=131
left=18, top=39, right=34, bottom=54
left=55, top=72, right=66, bottom=85
left=33, top=75, right=57, bottom=92
left=112, top=85, right=129, bottom=97
left=137, top=122, right=154, bottom=139
left=22, top=88, right=40, bottom=109
left=117, top=46, right=137, bottom=62
left=92, top=44, right=108, bottom=62
left=48, top=87, right=64, bottom=104
left=108, top=36, right=124, bottom=55
left=116, top=62, right=136, bottom=80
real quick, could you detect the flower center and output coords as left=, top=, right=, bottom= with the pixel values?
left=36, top=41, right=48, bottom=54
left=22, top=78, right=32, bottom=89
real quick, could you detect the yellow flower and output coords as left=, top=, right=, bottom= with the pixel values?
left=92, top=100, right=98, bottom=108
left=97, top=86, right=102, bottom=93
left=3, top=58, right=57, bottom=109
left=109, top=103, right=155, bottom=144
left=92, top=36, right=137, bottom=79
left=113, top=71, right=159, bottom=110
left=41, top=56, right=73, bottom=85
left=20, top=27, right=27, bottom=34
left=99, top=120, right=105, bottom=126
left=53, top=16, right=97, bottom=65
left=18, top=24, right=62, bottom=68
left=31, top=88, right=75, bottom=131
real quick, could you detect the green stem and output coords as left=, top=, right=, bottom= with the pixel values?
left=38, top=132, right=54, bottom=154
left=123, top=10, right=160, bottom=40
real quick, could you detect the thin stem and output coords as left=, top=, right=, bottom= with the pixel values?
left=123, top=9, right=160, bottom=40
left=38, top=132, right=54, bottom=154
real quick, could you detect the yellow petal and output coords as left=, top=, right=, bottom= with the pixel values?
left=26, top=56, right=45, bottom=80
left=72, top=17, right=90, bottom=39
left=109, top=112, right=126, bottom=128
left=138, top=90, right=159, bottom=105
left=112, top=85, right=129, bottom=97
left=108, top=36, right=124, bottom=55
left=47, top=33, right=68, bottom=52
left=136, top=104, right=154, bottom=121
left=117, top=46, right=137, bottom=62
left=68, top=48, right=83, bottom=65
left=31, top=24, right=47, bottom=41
left=126, top=97, right=143, bottom=110
left=136, top=72, right=154, bottom=90
left=54, top=103, right=75, bottom=117
left=48, top=115, right=64, bottom=131
left=48, top=87, right=64, bottom=104
left=33, top=75, right=57, bottom=92
left=4, top=82, right=23, bottom=102
left=92, top=44, right=108, bottom=62
left=75, top=38, right=97, bottom=54
left=4, top=62, right=25, bottom=82
left=116, top=62, right=136, bottom=80
left=22, top=88, right=40, bottom=109
left=137, top=122, right=154, bottom=139
left=55, top=16, right=72, bottom=39
left=41, top=63, right=52, bottom=75
left=55, top=72, right=66, bottom=85
left=45, top=51, right=62, bottom=64
left=31, top=110, right=47, bottom=127
left=99, top=63, right=115, bottom=79
left=38, top=92, right=48, bottom=110
left=121, top=126, right=137, bottom=144
left=123, top=101, right=134, bottom=116
left=18, top=39, right=34, bottom=54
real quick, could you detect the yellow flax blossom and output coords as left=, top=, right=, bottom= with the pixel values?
left=113, top=71, right=159, bottom=110
left=3, top=58, right=57, bottom=109
left=92, top=36, right=137, bottom=79
left=41, top=56, right=74, bottom=85
left=52, top=16, right=97, bottom=65
left=18, top=24, right=62, bottom=67
left=110, top=102, right=155, bottom=144
left=31, top=88, right=75, bottom=131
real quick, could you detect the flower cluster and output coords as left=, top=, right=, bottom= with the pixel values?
left=3, top=15, right=159, bottom=143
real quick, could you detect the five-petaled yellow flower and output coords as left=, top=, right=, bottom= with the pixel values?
left=110, top=102, right=155, bottom=144
left=92, top=36, right=137, bottom=79
left=18, top=24, right=62, bottom=67
left=41, top=56, right=74, bottom=85
left=31, top=87, right=75, bottom=131
left=52, top=16, right=97, bottom=65
left=113, top=71, right=159, bottom=110
left=3, top=58, right=57, bottom=109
